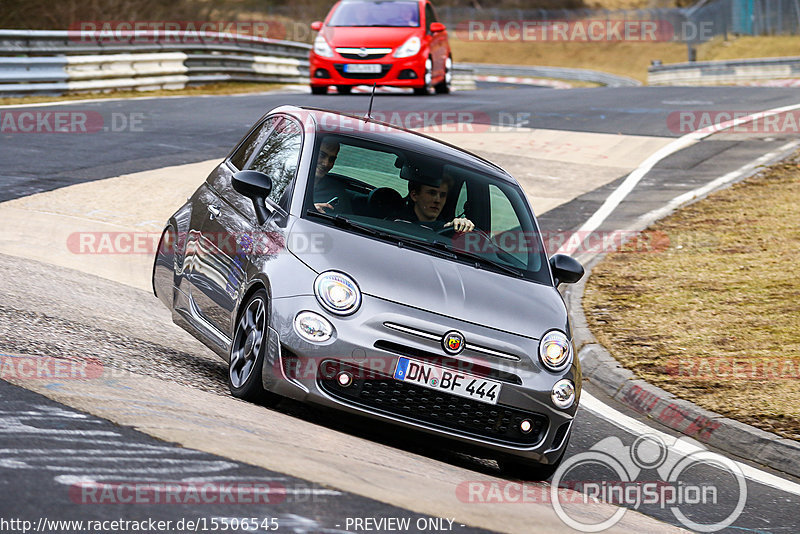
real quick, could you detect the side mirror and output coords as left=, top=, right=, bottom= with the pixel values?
left=311, top=21, right=323, bottom=31
left=430, top=22, right=446, bottom=33
left=232, top=170, right=273, bottom=225
left=549, top=254, right=584, bottom=287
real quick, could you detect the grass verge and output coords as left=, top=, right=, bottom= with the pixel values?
left=583, top=153, right=800, bottom=440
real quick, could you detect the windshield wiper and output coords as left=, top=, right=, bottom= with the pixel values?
left=430, top=240, right=525, bottom=278
left=305, top=210, right=457, bottom=259
left=306, top=210, right=383, bottom=236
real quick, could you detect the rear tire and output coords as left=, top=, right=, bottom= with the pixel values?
left=336, top=85, right=352, bottom=94
left=228, top=290, right=279, bottom=406
left=311, top=86, right=328, bottom=95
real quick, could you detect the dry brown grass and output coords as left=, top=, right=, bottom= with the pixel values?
left=451, top=40, right=688, bottom=82
left=583, top=154, right=800, bottom=440
left=451, top=35, right=800, bottom=83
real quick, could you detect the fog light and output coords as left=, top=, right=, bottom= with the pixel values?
left=294, top=311, right=333, bottom=342
left=337, top=371, right=353, bottom=387
left=551, top=379, right=576, bottom=409
left=520, top=419, right=533, bottom=434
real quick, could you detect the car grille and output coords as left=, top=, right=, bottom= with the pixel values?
left=382, top=321, right=522, bottom=362
left=339, top=52, right=389, bottom=60
left=318, top=360, right=547, bottom=446
left=333, top=64, right=392, bottom=79
left=335, top=47, right=391, bottom=60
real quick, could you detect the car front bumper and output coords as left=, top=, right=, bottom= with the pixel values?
left=262, top=294, right=579, bottom=464
left=309, top=53, right=428, bottom=88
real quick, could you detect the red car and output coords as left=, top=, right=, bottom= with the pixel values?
left=309, top=0, right=452, bottom=95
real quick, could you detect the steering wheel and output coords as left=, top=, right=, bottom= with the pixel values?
left=435, top=225, right=456, bottom=236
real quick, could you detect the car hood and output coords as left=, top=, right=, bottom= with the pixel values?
left=322, top=26, right=419, bottom=49
left=289, top=219, right=567, bottom=339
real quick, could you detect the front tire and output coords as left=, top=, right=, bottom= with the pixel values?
left=311, top=85, right=328, bottom=95
left=413, top=57, right=432, bottom=95
left=434, top=56, right=452, bottom=94
left=336, top=85, right=352, bottom=94
left=228, top=290, right=277, bottom=405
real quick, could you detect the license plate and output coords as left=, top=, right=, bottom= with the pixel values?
left=393, top=357, right=501, bottom=405
left=343, top=63, right=382, bottom=73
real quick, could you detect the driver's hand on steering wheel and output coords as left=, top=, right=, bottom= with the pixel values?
left=444, top=217, right=475, bottom=233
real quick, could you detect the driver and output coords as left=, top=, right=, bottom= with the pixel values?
left=398, top=177, right=475, bottom=232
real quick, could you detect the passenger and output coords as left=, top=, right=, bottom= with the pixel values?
left=398, top=178, right=475, bottom=232
left=313, top=139, right=351, bottom=214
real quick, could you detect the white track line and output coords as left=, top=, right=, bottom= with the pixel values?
left=567, top=101, right=800, bottom=493
left=634, top=139, right=800, bottom=230
left=557, top=100, right=800, bottom=256
left=581, top=392, right=800, bottom=496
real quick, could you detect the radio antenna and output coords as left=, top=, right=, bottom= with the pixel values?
left=364, top=83, right=377, bottom=121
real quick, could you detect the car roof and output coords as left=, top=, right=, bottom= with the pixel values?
left=277, top=106, right=517, bottom=185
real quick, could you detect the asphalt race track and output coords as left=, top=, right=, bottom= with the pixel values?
left=1, top=83, right=800, bottom=533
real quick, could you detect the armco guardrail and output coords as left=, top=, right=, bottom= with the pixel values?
left=0, top=29, right=310, bottom=94
left=0, top=29, right=475, bottom=95
left=648, top=56, right=800, bottom=85
left=461, top=63, right=641, bottom=87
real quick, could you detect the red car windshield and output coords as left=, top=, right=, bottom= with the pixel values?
left=328, top=1, right=420, bottom=27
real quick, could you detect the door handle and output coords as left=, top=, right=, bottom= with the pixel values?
left=207, top=205, right=221, bottom=220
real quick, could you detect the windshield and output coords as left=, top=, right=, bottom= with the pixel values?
left=304, top=134, right=551, bottom=284
left=328, top=1, right=420, bottom=27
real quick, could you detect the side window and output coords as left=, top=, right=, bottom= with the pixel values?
left=489, top=184, right=518, bottom=234
left=455, top=183, right=468, bottom=217
left=249, top=118, right=302, bottom=204
left=425, top=3, right=436, bottom=32
left=229, top=117, right=277, bottom=170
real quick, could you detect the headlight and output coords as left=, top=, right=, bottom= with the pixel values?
left=551, top=379, right=576, bottom=409
left=313, top=34, right=334, bottom=58
left=393, top=36, right=421, bottom=58
left=314, top=271, right=361, bottom=315
left=294, top=311, right=333, bottom=342
left=538, top=330, right=572, bottom=372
